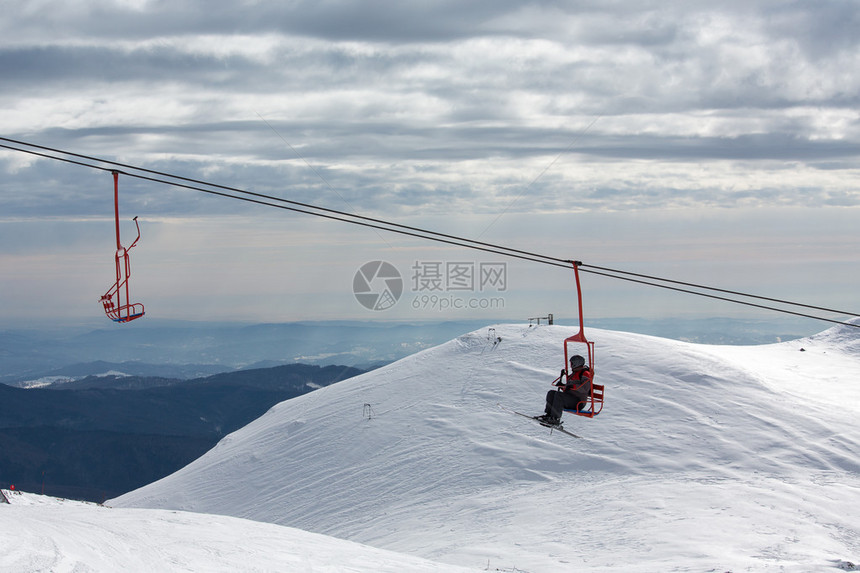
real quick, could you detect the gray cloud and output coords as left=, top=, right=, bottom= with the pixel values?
left=1, top=1, right=526, bottom=43
left=1, top=0, right=859, bottom=219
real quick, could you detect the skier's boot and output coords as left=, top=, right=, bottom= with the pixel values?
left=536, top=415, right=560, bottom=427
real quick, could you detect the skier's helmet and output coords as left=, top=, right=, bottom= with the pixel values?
left=570, top=355, right=586, bottom=369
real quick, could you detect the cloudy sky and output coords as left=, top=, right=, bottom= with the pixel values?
left=1, top=0, right=858, bottom=328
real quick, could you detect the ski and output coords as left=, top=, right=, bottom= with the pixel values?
left=497, top=404, right=582, bottom=438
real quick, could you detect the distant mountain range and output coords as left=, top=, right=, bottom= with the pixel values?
left=0, top=363, right=365, bottom=502
left=0, top=320, right=495, bottom=386
left=0, top=317, right=816, bottom=388
left=6, top=361, right=233, bottom=389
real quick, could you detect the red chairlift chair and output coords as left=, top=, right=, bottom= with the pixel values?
left=561, top=261, right=603, bottom=418
left=99, top=171, right=145, bottom=323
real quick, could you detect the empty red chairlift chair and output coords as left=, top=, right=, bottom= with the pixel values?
left=99, top=171, right=145, bottom=323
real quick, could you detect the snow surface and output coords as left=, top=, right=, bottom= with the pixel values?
left=4, top=321, right=859, bottom=571
left=0, top=489, right=477, bottom=572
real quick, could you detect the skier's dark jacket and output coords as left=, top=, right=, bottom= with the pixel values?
left=555, top=366, right=593, bottom=410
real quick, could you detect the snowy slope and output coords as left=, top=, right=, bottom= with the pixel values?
left=110, top=320, right=860, bottom=572
left=0, top=489, right=479, bottom=573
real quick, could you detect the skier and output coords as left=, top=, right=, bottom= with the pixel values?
left=537, top=355, right=593, bottom=426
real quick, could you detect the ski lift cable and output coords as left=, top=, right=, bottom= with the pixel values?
left=578, top=267, right=856, bottom=328
left=0, top=141, right=570, bottom=269
left=580, top=263, right=857, bottom=317
left=1, top=137, right=858, bottom=328
left=4, top=136, right=854, bottom=315
left=0, top=137, right=570, bottom=267
left=2, top=138, right=857, bottom=324
left=126, top=170, right=575, bottom=268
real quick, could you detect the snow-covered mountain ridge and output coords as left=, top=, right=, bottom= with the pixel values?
left=0, top=489, right=478, bottom=572
left=109, top=321, right=860, bottom=572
